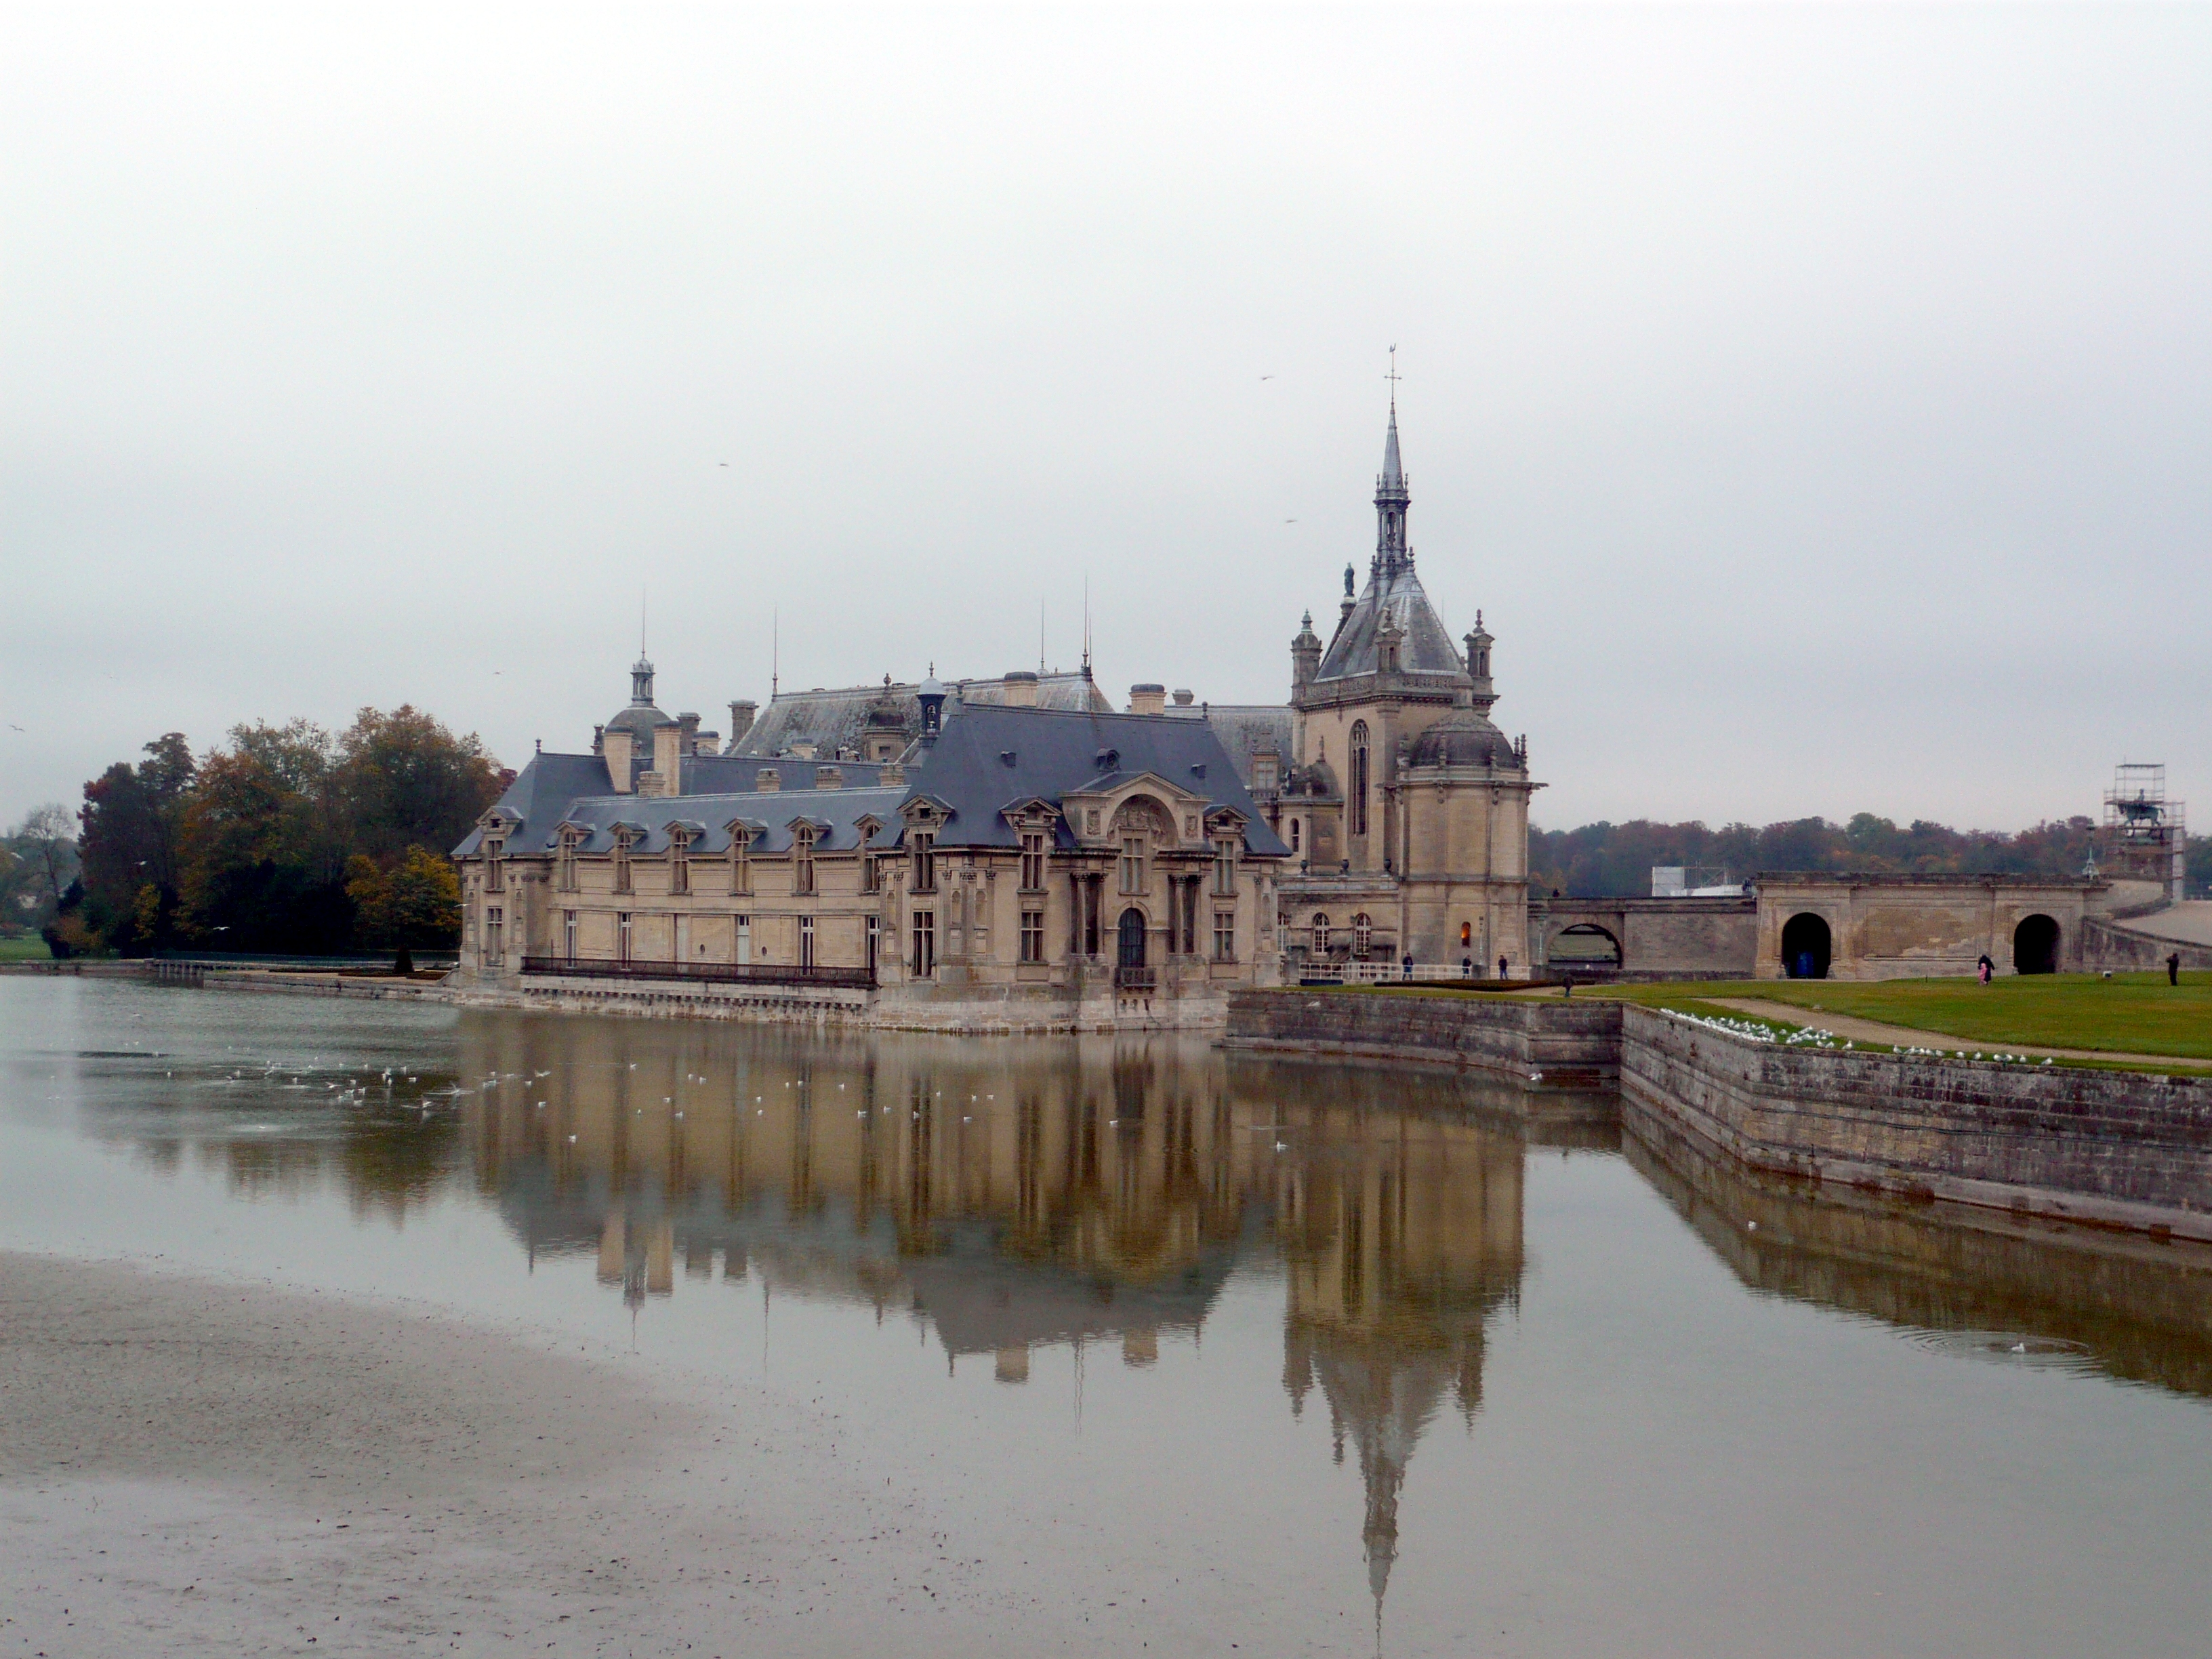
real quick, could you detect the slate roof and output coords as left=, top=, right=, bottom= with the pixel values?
left=735, top=671, right=1111, bottom=760
left=454, top=752, right=617, bottom=856
left=909, top=703, right=1291, bottom=857
left=1315, top=561, right=1469, bottom=682
left=455, top=753, right=897, bottom=856
left=544, top=787, right=908, bottom=856
left=457, top=699, right=1290, bottom=861
left=1164, top=703, right=1294, bottom=789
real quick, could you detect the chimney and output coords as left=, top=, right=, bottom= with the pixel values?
left=697, top=729, right=720, bottom=755
left=727, top=699, right=757, bottom=746
left=1003, top=670, right=1038, bottom=708
left=815, top=766, right=844, bottom=790
left=1129, top=683, right=1166, bottom=717
left=790, top=739, right=817, bottom=761
left=879, top=760, right=906, bottom=787
left=1172, top=688, right=1195, bottom=707
left=678, top=712, right=701, bottom=755
left=604, top=728, right=634, bottom=792
left=592, top=723, right=606, bottom=756
left=653, top=722, right=684, bottom=796
left=756, top=767, right=781, bottom=793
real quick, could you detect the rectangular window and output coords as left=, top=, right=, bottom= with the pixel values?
left=670, top=833, right=690, bottom=895
left=485, top=905, right=505, bottom=965
left=911, top=909, right=936, bottom=977
left=1253, top=757, right=1277, bottom=793
left=562, top=909, right=577, bottom=960
left=1119, top=836, right=1145, bottom=895
left=912, top=831, right=936, bottom=893
left=1213, top=910, right=1235, bottom=964
left=865, top=915, right=880, bottom=977
left=729, top=830, right=752, bottom=895
left=1020, top=908, right=1045, bottom=964
left=617, top=912, right=632, bottom=963
left=735, top=915, right=751, bottom=964
left=861, top=851, right=880, bottom=894
left=794, top=830, right=815, bottom=895
left=556, top=835, right=577, bottom=892
left=613, top=834, right=633, bottom=895
left=800, top=915, right=815, bottom=969
left=1020, top=830, right=1047, bottom=892
left=1213, top=839, right=1237, bottom=897
left=486, top=839, right=504, bottom=893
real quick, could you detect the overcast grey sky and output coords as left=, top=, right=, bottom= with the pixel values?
left=4, top=4, right=2206, bottom=834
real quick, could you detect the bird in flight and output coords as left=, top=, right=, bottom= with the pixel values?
left=719, top=461, right=730, bottom=467
left=6, top=724, right=21, bottom=732
left=1284, top=518, right=1298, bottom=524
left=1259, top=375, right=1274, bottom=381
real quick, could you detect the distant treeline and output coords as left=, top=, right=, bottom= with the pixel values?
left=44, top=708, right=504, bottom=958
left=1527, top=813, right=2120, bottom=899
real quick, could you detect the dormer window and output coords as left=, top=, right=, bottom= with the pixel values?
left=556, top=829, right=579, bottom=892
left=729, top=827, right=752, bottom=895
left=668, top=827, right=691, bottom=895
left=912, top=829, right=936, bottom=893
left=1212, top=838, right=1237, bottom=897
left=793, top=824, right=817, bottom=895
left=1253, top=756, right=1277, bottom=793
left=1020, top=830, right=1047, bottom=892
left=613, top=829, right=634, bottom=895
left=485, top=836, right=505, bottom=893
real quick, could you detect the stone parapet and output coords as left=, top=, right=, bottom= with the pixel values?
left=1222, top=987, right=1622, bottom=1088
left=1620, top=1005, right=2212, bottom=1242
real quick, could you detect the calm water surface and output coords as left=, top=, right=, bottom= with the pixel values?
left=5, top=975, right=2211, bottom=1656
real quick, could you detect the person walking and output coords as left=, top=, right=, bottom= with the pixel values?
left=2171, top=951, right=2184, bottom=987
left=1976, top=953, right=1994, bottom=986
left=1498, top=954, right=1509, bottom=981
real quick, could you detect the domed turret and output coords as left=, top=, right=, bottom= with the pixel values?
left=1406, top=691, right=1515, bottom=771
left=604, top=655, right=670, bottom=754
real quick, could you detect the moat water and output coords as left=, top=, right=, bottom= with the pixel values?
left=5, top=975, right=2211, bottom=1656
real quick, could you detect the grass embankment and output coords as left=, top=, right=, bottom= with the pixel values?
left=1592, top=973, right=2212, bottom=1065
left=1355, top=972, right=2212, bottom=1070
left=0, top=937, right=55, bottom=963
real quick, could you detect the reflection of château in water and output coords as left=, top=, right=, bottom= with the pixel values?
left=1278, top=1111, right=1523, bottom=1615
left=1629, top=1110, right=2212, bottom=1401
left=451, top=1010, right=1532, bottom=1603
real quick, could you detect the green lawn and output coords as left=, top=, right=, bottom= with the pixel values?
left=0, top=936, right=55, bottom=962
left=1589, top=972, right=2212, bottom=1061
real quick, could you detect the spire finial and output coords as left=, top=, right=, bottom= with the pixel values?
left=1385, top=344, right=1399, bottom=411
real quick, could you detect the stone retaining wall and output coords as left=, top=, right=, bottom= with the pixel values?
left=1223, top=987, right=1623, bottom=1088
left=1620, top=1004, right=2212, bottom=1242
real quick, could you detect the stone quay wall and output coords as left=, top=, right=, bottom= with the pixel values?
left=1620, top=1005, right=2212, bottom=1242
left=1222, top=988, right=1624, bottom=1088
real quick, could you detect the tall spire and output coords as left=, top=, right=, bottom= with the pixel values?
left=1375, top=350, right=1410, bottom=573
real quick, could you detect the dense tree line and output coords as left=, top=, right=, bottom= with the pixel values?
left=1527, top=813, right=2114, bottom=898
left=45, top=708, right=505, bottom=957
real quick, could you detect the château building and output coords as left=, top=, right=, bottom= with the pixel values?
left=451, top=394, right=1540, bottom=1021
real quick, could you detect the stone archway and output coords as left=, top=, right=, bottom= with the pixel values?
left=1547, top=922, right=1622, bottom=970
left=1781, top=912, right=1831, bottom=980
left=2013, top=914, right=2060, bottom=975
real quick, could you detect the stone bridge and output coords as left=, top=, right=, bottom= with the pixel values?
left=1529, top=896, right=1758, bottom=980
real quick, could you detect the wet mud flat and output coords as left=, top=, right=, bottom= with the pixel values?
left=0, top=1252, right=1099, bottom=1658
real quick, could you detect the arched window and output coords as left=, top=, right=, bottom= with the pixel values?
left=1349, top=722, right=1370, bottom=839
left=1353, top=913, right=1373, bottom=956
left=1311, top=912, right=1331, bottom=955
left=1290, top=818, right=1301, bottom=853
